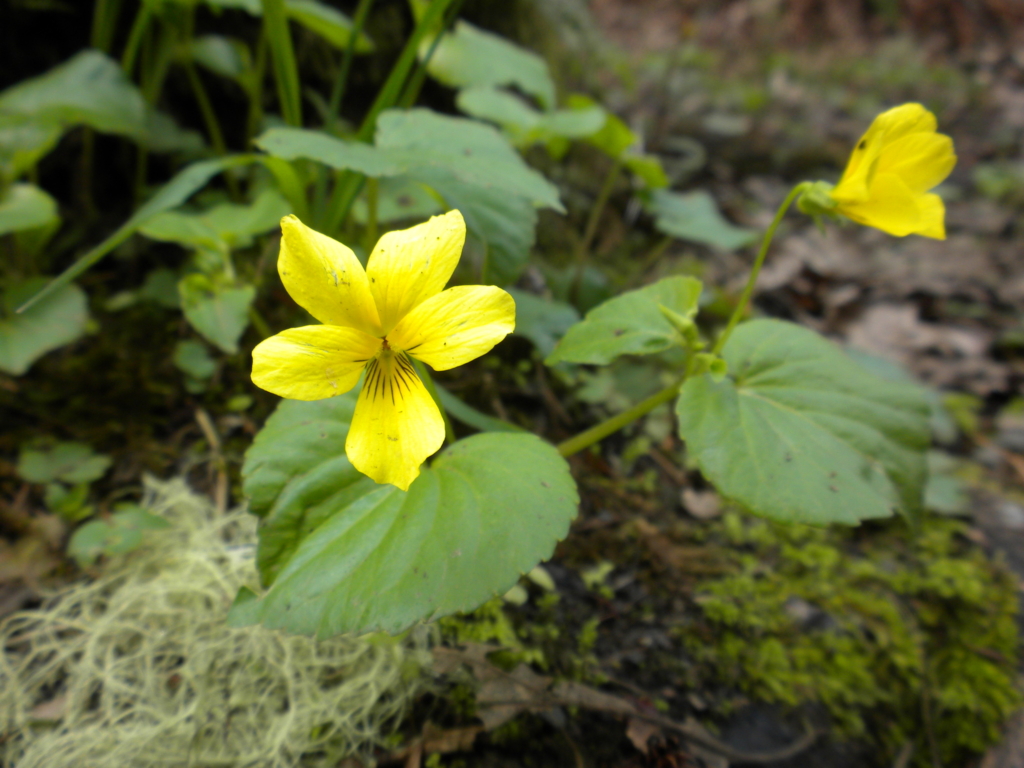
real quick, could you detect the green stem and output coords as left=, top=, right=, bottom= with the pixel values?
left=120, top=4, right=152, bottom=76
left=364, top=176, right=378, bottom=250
left=261, top=0, right=302, bottom=126
left=245, top=31, right=269, bottom=147
left=557, top=380, right=681, bottom=458
left=628, top=234, right=672, bottom=286
left=571, top=159, right=622, bottom=302
left=711, top=181, right=808, bottom=356
left=248, top=307, right=272, bottom=340
left=184, top=64, right=229, bottom=156
left=91, top=0, right=124, bottom=53
left=397, top=0, right=465, bottom=108
left=323, top=0, right=456, bottom=234
left=326, top=0, right=375, bottom=127
left=414, top=359, right=456, bottom=445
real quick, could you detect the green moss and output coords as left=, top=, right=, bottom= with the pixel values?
left=683, top=511, right=1020, bottom=767
left=438, top=597, right=548, bottom=670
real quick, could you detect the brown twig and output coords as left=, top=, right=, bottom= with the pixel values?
left=194, top=408, right=228, bottom=515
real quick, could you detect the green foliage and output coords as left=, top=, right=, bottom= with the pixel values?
left=973, top=160, right=1024, bottom=207
left=435, top=386, right=526, bottom=434
left=178, top=274, right=255, bottom=354
left=646, top=189, right=757, bottom=251
left=0, top=279, right=88, bottom=376
left=547, top=276, right=702, bottom=365
left=20, top=154, right=306, bottom=314
left=189, top=35, right=251, bottom=81
left=67, top=504, right=171, bottom=565
left=566, top=94, right=668, bottom=187
left=0, top=50, right=146, bottom=141
left=257, top=108, right=562, bottom=284
left=456, top=86, right=606, bottom=149
left=17, top=440, right=112, bottom=521
left=412, top=169, right=538, bottom=286
left=230, top=396, right=578, bottom=636
left=173, top=339, right=218, bottom=391
left=423, top=21, right=556, bottom=109
left=506, top=288, right=579, bottom=358
left=0, top=184, right=58, bottom=236
left=258, top=109, right=563, bottom=211
left=241, top=391, right=375, bottom=583
left=283, top=0, right=374, bottom=52
left=685, top=512, right=1020, bottom=766
left=677, top=320, right=931, bottom=525
left=17, top=441, right=111, bottom=484
left=139, top=188, right=290, bottom=252
left=350, top=177, right=442, bottom=225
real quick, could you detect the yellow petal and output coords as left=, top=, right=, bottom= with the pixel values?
left=834, top=103, right=938, bottom=203
left=836, top=172, right=922, bottom=237
left=345, top=352, right=445, bottom=490
left=915, top=193, right=947, bottom=240
left=389, top=285, right=515, bottom=372
left=366, top=210, right=466, bottom=334
left=278, top=215, right=381, bottom=334
left=876, top=132, right=955, bottom=194
left=252, top=325, right=380, bottom=401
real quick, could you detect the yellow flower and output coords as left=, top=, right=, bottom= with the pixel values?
left=830, top=103, right=956, bottom=239
left=251, top=210, right=515, bottom=490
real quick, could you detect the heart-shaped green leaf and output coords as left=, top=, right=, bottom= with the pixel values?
left=546, top=276, right=702, bottom=365
left=424, top=21, right=555, bottom=109
left=647, top=189, right=756, bottom=251
left=0, top=183, right=58, bottom=236
left=178, top=275, right=254, bottom=354
left=0, top=278, right=88, bottom=376
left=242, top=392, right=376, bottom=584
left=0, top=50, right=147, bottom=139
left=256, top=108, right=563, bottom=212
left=233, top=396, right=578, bottom=637
left=456, top=86, right=606, bottom=148
left=17, top=441, right=111, bottom=484
left=676, top=319, right=931, bottom=525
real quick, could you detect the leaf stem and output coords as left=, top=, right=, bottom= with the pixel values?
left=121, top=3, right=152, bottom=75
left=711, top=181, right=808, bottom=355
left=91, top=0, right=123, bottom=53
left=397, top=0, right=465, bottom=108
left=557, top=379, right=681, bottom=458
left=571, top=158, right=622, bottom=303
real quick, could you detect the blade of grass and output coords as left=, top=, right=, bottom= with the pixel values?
left=16, top=156, right=264, bottom=314
left=120, top=3, right=152, bottom=76
left=326, top=0, right=376, bottom=127
left=262, top=0, right=302, bottom=127
left=322, top=0, right=456, bottom=234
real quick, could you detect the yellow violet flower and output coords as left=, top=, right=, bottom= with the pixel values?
left=828, top=103, right=956, bottom=239
left=251, top=210, right=515, bottom=491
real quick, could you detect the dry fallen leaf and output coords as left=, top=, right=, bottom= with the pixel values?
left=682, top=488, right=722, bottom=520
left=846, top=303, right=1009, bottom=395
left=626, top=716, right=662, bottom=755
